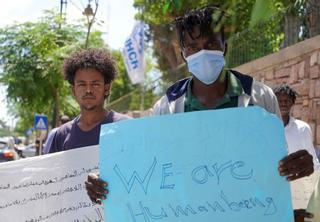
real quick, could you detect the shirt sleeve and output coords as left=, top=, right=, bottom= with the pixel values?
left=43, top=130, right=56, bottom=154
left=48, top=129, right=64, bottom=153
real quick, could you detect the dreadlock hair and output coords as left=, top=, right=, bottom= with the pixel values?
left=174, top=5, right=225, bottom=48
left=63, top=48, right=117, bottom=85
left=273, top=84, right=298, bottom=104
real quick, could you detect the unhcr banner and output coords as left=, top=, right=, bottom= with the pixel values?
left=122, top=21, right=145, bottom=84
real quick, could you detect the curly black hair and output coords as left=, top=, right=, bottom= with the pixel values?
left=174, top=5, right=225, bottom=48
left=63, top=48, right=117, bottom=85
left=273, top=84, right=298, bottom=104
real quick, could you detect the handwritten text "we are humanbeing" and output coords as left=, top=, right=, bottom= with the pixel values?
left=110, top=158, right=277, bottom=221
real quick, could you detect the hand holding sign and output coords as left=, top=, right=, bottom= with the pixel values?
left=279, top=150, right=314, bottom=181
left=85, top=173, right=108, bottom=204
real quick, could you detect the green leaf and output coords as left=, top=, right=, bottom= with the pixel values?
left=250, top=0, right=275, bottom=28
left=173, top=0, right=182, bottom=11
left=162, top=1, right=171, bottom=15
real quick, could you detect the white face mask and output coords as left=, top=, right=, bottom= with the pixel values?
left=186, top=50, right=226, bottom=85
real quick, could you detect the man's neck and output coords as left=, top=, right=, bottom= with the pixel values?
left=282, top=115, right=290, bottom=127
left=192, top=73, right=227, bottom=108
left=78, top=108, right=108, bottom=131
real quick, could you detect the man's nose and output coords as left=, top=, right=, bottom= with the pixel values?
left=278, top=100, right=287, bottom=106
left=86, top=85, right=94, bottom=93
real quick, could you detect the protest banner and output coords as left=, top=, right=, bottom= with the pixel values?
left=99, top=107, right=294, bottom=222
left=0, top=146, right=103, bottom=222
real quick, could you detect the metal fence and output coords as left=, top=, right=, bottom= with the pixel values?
left=226, top=5, right=320, bottom=68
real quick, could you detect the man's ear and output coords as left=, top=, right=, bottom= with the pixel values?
left=71, top=85, right=75, bottom=97
left=181, top=51, right=187, bottom=63
left=104, top=83, right=111, bottom=97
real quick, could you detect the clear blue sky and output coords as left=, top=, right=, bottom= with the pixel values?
left=0, top=0, right=136, bottom=126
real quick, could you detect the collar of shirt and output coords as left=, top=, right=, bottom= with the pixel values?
left=185, top=70, right=243, bottom=112
left=285, top=116, right=295, bottom=130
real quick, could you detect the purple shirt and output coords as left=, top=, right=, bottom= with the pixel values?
left=49, top=111, right=130, bottom=153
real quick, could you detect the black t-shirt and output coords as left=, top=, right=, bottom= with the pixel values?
left=49, top=111, right=130, bottom=153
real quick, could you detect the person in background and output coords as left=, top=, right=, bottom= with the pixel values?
left=35, top=139, right=44, bottom=156
left=42, top=115, right=70, bottom=154
left=273, top=84, right=319, bottom=168
left=274, top=84, right=319, bottom=222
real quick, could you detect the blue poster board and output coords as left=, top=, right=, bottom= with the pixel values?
left=99, top=107, right=294, bottom=222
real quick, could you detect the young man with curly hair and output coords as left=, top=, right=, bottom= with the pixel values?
left=48, top=48, right=130, bottom=153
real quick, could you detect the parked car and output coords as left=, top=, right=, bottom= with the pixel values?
left=0, top=137, right=19, bottom=163
left=20, top=143, right=37, bottom=158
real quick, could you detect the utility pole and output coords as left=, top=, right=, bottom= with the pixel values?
left=52, top=0, right=67, bottom=128
left=140, top=83, right=145, bottom=112
left=60, top=0, right=68, bottom=22
left=84, top=0, right=99, bottom=48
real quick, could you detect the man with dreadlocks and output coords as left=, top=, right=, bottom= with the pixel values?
left=154, top=6, right=281, bottom=115
left=149, top=5, right=313, bottom=182
left=85, top=7, right=314, bottom=220
left=274, top=84, right=319, bottom=167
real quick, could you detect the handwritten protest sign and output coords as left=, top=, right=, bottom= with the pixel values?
left=0, top=145, right=103, bottom=222
left=99, top=107, right=294, bottom=222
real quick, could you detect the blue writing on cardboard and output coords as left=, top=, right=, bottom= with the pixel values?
left=99, top=107, right=294, bottom=222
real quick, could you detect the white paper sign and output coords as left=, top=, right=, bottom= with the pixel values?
left=0, top=145, right=104, bottom=222
left=290, top=170, right=320, bottom=209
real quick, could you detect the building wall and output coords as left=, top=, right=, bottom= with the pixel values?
left=235, top=35, right=320, bottom=148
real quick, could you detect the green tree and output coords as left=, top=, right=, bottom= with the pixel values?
left=0, top=11, right=104, bottom=133
left=107, top=50, right=158, bottom=112
left=109, top=50, right=136, bottom=103
left=0, top=10, right=159, bottom=132
left=133, top=0, right=260, bottom=81
left=134, top=0, right=317, bottom=76
left=0, top=119, right=10, bottom=137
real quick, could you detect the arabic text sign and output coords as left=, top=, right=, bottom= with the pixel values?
left=99, top=107, right=294, bottom=222
left=0, top=146, right=104, bottom=222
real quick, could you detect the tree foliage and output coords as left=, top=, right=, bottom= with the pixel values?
left=133, top=0, right=317, bottom=78
left=133, top=0, right=259, bottom=81
left=0, top=11, right=156, bottom=134
left=0, top=11, right=84, bottom=132
left=108, top=50, right=159, bottom=112
left=0, top=119, right=10, bottom=137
